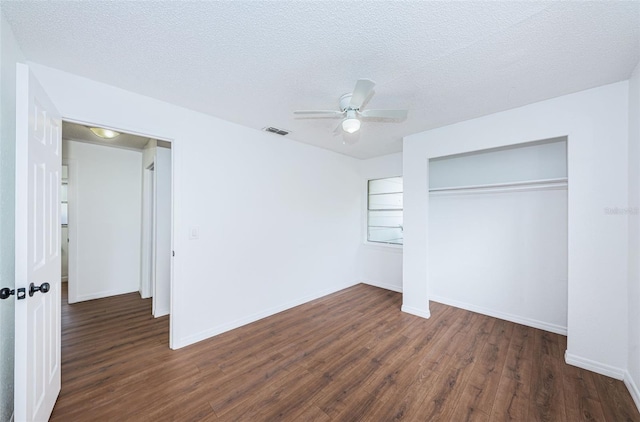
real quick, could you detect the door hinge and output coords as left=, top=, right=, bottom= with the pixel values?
left=172, top=251, right=175, bottom=257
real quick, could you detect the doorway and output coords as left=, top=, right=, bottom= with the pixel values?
left=60, top=122, right=172, bottom=321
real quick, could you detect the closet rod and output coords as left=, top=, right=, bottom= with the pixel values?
left=429, top=177, right=568, bottom=193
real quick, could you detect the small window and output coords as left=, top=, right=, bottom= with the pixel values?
left=367, top=176, right=403, bottom=245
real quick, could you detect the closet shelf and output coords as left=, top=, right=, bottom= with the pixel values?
left=429, top=177, right=568, bottom=195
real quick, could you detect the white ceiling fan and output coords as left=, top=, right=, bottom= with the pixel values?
left=294, top=79, right=408, bottom=144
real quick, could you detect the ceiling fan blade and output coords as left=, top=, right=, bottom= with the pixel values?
left=349, top=79, right=376, bottom=109
left=359, top=109, right=408, bottom=120
left=294, top=110, right=345, bottom=118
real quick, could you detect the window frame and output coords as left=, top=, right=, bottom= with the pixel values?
left=365, top=176, right=403, bottom=247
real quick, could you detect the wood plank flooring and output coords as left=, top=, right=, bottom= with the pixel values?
left=51, top=283, right=640, bottom=421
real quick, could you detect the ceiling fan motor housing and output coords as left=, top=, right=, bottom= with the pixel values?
left=339, top=93, right=356, bottom=112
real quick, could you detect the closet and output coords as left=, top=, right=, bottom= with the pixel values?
left=428, top=137, right=568, bottom=333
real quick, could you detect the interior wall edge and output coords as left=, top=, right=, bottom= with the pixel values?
left=401, top=305, right=431, bottom=319
left=154, top=308, right=169, bottom=318
left=624, top=371, right=640, bottom=413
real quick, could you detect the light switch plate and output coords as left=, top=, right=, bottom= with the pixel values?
left=189, top=226, right=200, bottom=240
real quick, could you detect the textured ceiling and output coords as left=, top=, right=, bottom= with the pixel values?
left=3, top=1, right=639, bottom=159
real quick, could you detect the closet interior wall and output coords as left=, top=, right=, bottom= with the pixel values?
left=428, top=138, right=568, bottom=334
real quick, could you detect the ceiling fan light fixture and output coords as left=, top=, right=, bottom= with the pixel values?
left=89, top=127, right=120, bottom=139
left=342, top=116, right=361, bottom=134
left=294, top=78, right=408, bottom=140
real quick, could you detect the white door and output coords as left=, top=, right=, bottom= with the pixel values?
left=14, top=63, right=62, bottom=421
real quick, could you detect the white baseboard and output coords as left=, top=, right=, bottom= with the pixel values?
left=565, top=351, right=625, bottom=380
left=74, top=288, right=139, bottom=303
left=172, top=281, right=359, bottom=349
left=429, top=295, right=567, bottom=336
left=401, top=305, right=431, bottom=319
left=362, top=279, right=402, bottom=293
left=154, top=308, right=169, bottom=318
left=624, top=370, right=640, bottom=412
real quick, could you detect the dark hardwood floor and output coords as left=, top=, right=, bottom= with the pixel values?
left=51, top=283, right=640, bottom=421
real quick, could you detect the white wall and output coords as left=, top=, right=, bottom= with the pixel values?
left=429, top=188, right=568, bottom=334
left=63, top=140, right=143, bottom=302
left=405, top=81, right=629, bottom=379
left=627, top=61, right=640, bottom=409
left=0, top=10, right=24, bottom=422
left=32, top=64, right=362, bottom=349
left=357, top=152, right=403, bottom=292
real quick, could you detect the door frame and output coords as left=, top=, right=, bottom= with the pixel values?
left=62, top=158, right=77, bottom=303
left=141, top=162, right=155, bottom=300
left=61, top=117, right=175, bottom=346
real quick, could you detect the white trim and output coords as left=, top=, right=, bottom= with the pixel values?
left=74, top=288, right=139, bottom=303
left=364, top=175, right=404, bottom=247
left=63, top=158, right=79, bottom=304
left=429, top=178, right=568, bottom=196
left=429, top=177, right=567, bottom=191
left=154, top=307, right=169, bottom=318
left=172, top=281, right=359, bottom=349
left=168, top=138, right=176, bottom=348
left=362, top=280, right=402, bottom=293
left=624, top=371, right=640, bottom=412
left=565, top=351, right=625, bottom=380
left=140, top=163, right=154, bottom=299
left=430, top=295, right=567, bottom=336
left=62, top=117, right=173, bottom=142
left=401, top=305, right=431, bottom=319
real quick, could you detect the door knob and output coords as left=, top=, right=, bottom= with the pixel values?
left=1, top=287, right=26, bottom=300
left=29, top=282, right=50, bottom=297
left=0, top=288, right=14, bottom=300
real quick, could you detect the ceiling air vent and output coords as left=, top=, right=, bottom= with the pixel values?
left=263, top=126, right=289, bottom=136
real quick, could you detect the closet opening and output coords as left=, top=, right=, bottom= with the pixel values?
left=427, top=137, right=568, bottom=335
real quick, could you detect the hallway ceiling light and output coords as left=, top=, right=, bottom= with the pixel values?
left=89, top=127, right=120, bottom=139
